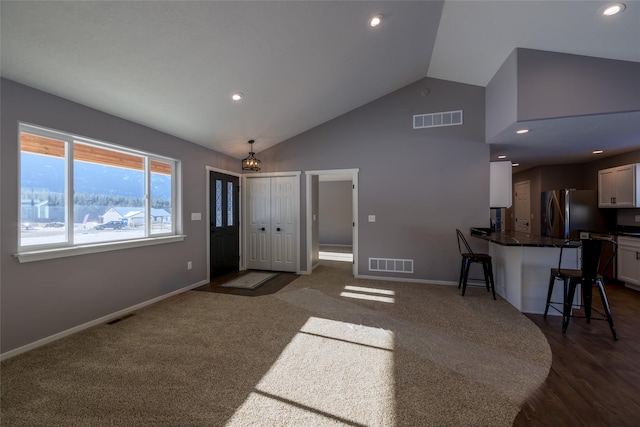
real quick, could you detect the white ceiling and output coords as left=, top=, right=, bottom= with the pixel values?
left=1, top=1, right=639, bottom=170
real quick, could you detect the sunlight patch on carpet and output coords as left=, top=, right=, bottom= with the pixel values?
left=319, top=251, right=354, bottom=262
left=225, top=316, right=395, bottom=426
left=341, top=285, right=395, bottom=303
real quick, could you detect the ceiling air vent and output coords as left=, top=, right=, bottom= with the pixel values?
left=413, top=110, right=463, bottom=129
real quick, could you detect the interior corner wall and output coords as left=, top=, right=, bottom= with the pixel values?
left=0, top=78, right=240, bottom=355
left=311, top=175, right=320, bottom=268
left=258, top=77, right=489, bottom=282
left=516, top=49, right=640, bottom=121
left=485, top=48, right=518, bottom=141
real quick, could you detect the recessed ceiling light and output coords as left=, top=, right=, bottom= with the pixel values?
left=512, top=163, right=520, bottom=167
left=369, top=15, right=382, bottom=27
left=498, top=155, right=507, bottom=159
left=515, top=129, right=529, bottom=134
left=593, top=150, right=604, bottom=154
left=231, top=92, right=244, bottom=101
left=602, top=3, right=626, bottom=16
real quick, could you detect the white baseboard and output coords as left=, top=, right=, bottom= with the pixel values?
left=625, top=283, right=640, bottom=292
left=354, top=274, right=459, bottom=286
left=0, top=278, right=209, bottom=361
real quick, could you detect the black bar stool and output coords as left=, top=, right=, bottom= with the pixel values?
left=545, top=237, right=618, bottom=340
left=544, top=239, right=582, bottom=318
left=456, top=229, right=496, bottom=300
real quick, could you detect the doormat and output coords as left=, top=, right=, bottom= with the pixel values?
left=219, top=272, right=277, bottom=289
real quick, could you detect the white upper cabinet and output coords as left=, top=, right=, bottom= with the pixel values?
left=598, top=164, right=640, bottom=208
left=490, top=161, right=512, bottom=208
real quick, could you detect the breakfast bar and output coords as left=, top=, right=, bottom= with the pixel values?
left=472, top=231, right=580, bottom=315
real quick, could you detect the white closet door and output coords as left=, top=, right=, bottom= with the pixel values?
left=246, top=175, right=298, bottom=272
left=247, top=177, right=271, bottom=271
left=271, top=176, right=297, bottom=272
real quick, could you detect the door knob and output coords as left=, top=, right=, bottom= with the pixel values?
left=261, top=227, right=265, bottom=231
left=277, top=227, right=281, bottom=232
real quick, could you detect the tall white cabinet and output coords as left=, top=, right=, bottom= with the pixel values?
left=490, top=161, right=512, bottom=208
left=245, top=174, right=299, bottom=272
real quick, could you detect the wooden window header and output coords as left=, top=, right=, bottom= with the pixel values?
left=20, top=132, right=172, bottom=175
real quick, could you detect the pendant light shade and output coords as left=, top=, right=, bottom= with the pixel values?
left=242, top=139, right=261, bottom=171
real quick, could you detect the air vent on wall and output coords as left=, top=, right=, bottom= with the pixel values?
left=369, top=258, right=414, bottom=273
left=413, top=110, right=463, bottom=129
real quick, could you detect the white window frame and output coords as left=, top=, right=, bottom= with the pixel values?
left=16, top=122, right=184, bottom=263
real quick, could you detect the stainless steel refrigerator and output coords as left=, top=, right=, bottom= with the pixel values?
left=541, top=189, right=611, bottom=239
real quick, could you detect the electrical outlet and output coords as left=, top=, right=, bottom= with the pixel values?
left=187, top=261, right=192, bottom=270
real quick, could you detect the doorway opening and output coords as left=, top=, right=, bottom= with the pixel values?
left=515, top=180, right=531, bottom=233
left=305, top=169, right=359, bottom=276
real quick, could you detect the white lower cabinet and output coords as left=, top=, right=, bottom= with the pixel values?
left=617, top=236, right=640, bottom=289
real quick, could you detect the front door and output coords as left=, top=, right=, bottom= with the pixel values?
left=210, top=171, right=240, bottom=279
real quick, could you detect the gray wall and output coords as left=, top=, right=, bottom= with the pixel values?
left=517, top=49, right=640, bottom=121
left=486, top=48, right=640, bottom=141
left=485, top=49, right=518, bottom=140
left=258, top=77, right=489, bottom=281
left=1, top=78, right=240, bottom=354
left=319, top=181, right=352, bottom=246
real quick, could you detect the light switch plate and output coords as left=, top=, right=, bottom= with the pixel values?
left=368, top=215, right=376, bottom=222
left=635, top=215, right=640, bottom=223
left=191, top=212, right=202, bottom=221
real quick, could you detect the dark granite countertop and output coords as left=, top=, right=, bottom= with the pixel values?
left=471, top=231, right=571, bottom=247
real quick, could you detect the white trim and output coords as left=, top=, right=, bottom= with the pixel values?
left=244, top=171, right=302, bottom=179
left=305, top=168, right=359, bottom=276
left=305, top=168, right=357, bottom=176
left=354, top=274, right=463, bottom=286
left=15, top=234, right=186, bottom=263
left=18, top=122, right=182, bottom=253
left=0, top=278, right=209, bottom=361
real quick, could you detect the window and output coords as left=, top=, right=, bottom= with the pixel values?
left=18, top=123, right=181, bottom=259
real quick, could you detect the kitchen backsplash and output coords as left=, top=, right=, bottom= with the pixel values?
left=617, top=209, right=640, bottom=227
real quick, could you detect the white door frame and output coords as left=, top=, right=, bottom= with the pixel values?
left=243, top=171, right=301, bottom=274
left=205, top=166, right=243, bottom=281
left=305, top=169, right=359, bottom=276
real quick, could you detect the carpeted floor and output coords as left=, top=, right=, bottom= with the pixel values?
left=0, top=260, right=551, bottom=426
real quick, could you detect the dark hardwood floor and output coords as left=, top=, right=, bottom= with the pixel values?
left=514, top=283, right=640, bottom=426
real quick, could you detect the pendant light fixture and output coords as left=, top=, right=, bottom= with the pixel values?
left=241, top=139, right=261, bottom=171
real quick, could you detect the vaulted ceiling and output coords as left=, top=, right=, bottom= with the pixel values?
left=1, top=1, right=639, bottom=170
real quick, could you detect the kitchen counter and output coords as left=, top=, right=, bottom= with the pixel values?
left=472, top=231, right=579, bottom=314
left=472, top=231, right=570, bottom=247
